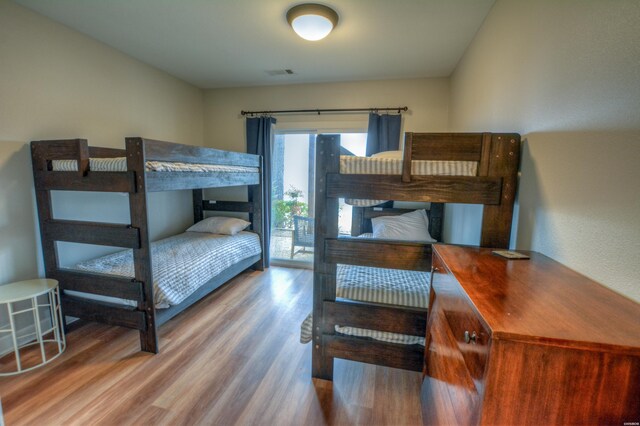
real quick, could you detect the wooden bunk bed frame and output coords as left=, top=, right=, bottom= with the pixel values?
left=31, top=137, right=264, bottom=353
left=312, top=132, right=520, bottom=380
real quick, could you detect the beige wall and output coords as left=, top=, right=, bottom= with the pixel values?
left=0, top=0, right=203, bottom=286
left=204, top=78, right=449, bottom=151
left=203, top=78, right=449, bottom=201
left=449, top=0, right=640, bottom=301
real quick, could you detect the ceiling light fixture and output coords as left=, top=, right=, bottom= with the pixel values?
left=286, top=3, right=339, bottom=41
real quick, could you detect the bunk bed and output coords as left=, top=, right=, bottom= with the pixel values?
left=311, top=132, right=520, bottom=380
left=31, top=137, right=264, bottom=353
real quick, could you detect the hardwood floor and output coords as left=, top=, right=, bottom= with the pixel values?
left=0, top=267, right=423, bottom=425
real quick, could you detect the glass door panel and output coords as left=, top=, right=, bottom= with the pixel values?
left=270, top=132, right=366, bottom=264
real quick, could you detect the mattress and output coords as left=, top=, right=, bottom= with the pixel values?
left=339, top=155, right=478, bottom=207
left=66, top=231, right=261, bottom=308
left=300, top=263, right=430, bottom=346
left=51, top=157, right=259, bottom=174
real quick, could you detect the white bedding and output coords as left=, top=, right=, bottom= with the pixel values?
left=52, top=157, right=259, bottom=174
left=300, top=263, right=430, bottom=346
left=68, top=231, right=261, bottom=308
left=339, top=155, right=478, bottom=206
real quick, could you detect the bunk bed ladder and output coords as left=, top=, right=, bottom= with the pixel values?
left=31, top=139, right=92, bottom=293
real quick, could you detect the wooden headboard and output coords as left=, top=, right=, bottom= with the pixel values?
left=402, top=132, right=496, bottom=182
left=350, top=202, right=444, bottom=242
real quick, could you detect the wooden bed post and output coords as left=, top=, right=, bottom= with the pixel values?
left=125, top=137, right=159, bottom=353
left=31, top=143, right=62, bottom=329
left=350, top=206, right=364, bottom=236
left=249, top=156, right=265, bottom=271
left=402, top=132, right=413, bottom=183
left=193, top=189, right=204, bottom=223
left=428, top=203, right=444, bottom=243
left=480, top=133, right=520, bottom=248
left=312, top=134, right=340, bottom=381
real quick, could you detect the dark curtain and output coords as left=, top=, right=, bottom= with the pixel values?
left=365, top=113, right=402, bottom=156
left=246, top=116, right=276, bottom=267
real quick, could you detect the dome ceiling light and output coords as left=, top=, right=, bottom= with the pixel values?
left=286, top=3, right=339, bottom=41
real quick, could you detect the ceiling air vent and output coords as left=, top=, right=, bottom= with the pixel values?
left=265, top=69, right=295, bottom=76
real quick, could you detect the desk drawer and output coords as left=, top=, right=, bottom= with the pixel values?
left=441, top=293, right=490, bottom=384
left=430, top=253, right=490, bottom=387
left=422, top=290, right=481, bottom=425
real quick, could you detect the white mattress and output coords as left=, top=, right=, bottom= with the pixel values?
left=339, top=155, right=478, bottom=207
left=300, top=263, right=430, bottom=346
left=66, top=231, right=261, bottom=308
left=52, top=157, right=259, bottom=174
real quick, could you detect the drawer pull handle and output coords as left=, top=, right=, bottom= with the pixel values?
left=464, top=330, right=478, bottom=345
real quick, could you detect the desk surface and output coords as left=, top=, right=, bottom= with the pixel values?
left=433, top=244, right=640, bottom=355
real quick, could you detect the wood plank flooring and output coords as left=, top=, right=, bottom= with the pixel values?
left=0, top=267, right=423, bottom=425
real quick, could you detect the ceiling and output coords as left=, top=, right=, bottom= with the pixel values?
left=14, top=0, right=495, bottom=89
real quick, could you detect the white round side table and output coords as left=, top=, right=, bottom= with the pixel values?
left=0, top=279, right=66, bottom=376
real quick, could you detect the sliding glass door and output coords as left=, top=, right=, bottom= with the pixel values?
left=270, top=131, right=366, bottom=264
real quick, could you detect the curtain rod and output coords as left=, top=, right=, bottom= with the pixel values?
left=240, top=106, right=408, bottom=116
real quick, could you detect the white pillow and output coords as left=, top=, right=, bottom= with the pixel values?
left=186, top=217, right=250, bottom=236
left=371, top=209, right=436, bottom=242
left=371, top=150, right=403, bottom=160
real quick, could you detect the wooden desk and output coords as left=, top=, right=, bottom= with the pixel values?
left=422, top=245, right=640, bottom=425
